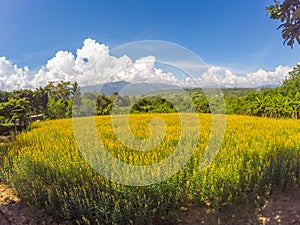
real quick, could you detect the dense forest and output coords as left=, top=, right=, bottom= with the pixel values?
left=0, top=64, right=299, bottom=135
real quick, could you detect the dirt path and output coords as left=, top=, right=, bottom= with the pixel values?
left=0, top=185, right=59, bottom=225
left=0, top=184, right=35, bottom=225
left=257, top=188, right=300, bottom=225
left=1, top=184, right=300, bottom=224
left=178, top=188, right=300, bottom=225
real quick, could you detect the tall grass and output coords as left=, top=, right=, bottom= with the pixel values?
left=1, top=114, right=300, bottom=224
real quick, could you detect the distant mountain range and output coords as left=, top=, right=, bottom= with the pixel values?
left=255, top=84, right=279, bottom=90
left=81, top=81, right=181, bottom=96
left=80, top=81, right=278, bottom=96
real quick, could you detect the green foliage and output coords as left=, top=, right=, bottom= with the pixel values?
left=193, top=96, right=210, bottom=113
left=0, top=97, right=30, bottom=134
left=79, top=98, right=96, bottom=116
left=46, top=97, right=66, bottom=119
left=0, top=91, right=9, bottom=102
left=130, top=96, right=177, bottom=114
left=240, top=65, right=300, bottom=119
left=96, top=94, right=112, bottom=115
left=282, top=64, right=300, bottom=92
left=225, top=96, right=241, bottom=114
left=0, top=86, right=47, bottom=133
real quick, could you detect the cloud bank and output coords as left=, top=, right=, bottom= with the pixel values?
left=0, top=38, right=294, bottom=91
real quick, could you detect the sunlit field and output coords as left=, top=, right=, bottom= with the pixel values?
left=1, top=114, right=300, bottom=224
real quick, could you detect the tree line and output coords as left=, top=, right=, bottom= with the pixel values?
left=0, top=64, right=299, bottom=135
left=124, top=64, right=300, bottom=119
left=0, top=81, right=78, bottom=134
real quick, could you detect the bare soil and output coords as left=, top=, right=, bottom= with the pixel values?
left=0, top=185, right=58, bottom=225
left=178, top=187, right=300, bottom=225
left=1, top=184, right=300, bottom=224
left=0, top=136, right=11, bottom=145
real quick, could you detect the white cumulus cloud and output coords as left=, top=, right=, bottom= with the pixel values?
left=31, top=39, right=178, bottom=88
left=0, top=38, right=296, bottom=91
left=0, top=57, right=31, bottom=91
left=186, top=65, right=293, bottom=88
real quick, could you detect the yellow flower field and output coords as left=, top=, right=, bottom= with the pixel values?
left=1, top=114, right=300, bottom=224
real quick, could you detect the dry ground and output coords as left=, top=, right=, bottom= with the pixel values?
left=1, top=183, right=300, bottom=224
left=178, top=188, right=300, bottom=225
left=0, top=185, right=59, bottom=225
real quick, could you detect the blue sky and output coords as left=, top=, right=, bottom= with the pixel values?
left=0, top=0, right=299, bottom=90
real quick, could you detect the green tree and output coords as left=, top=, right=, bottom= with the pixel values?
left=282, top=64, right=300, bottom=92
left=46, top=97, right=66, bottom=119
left=80, top=98, right=96, bottom=116
left=0, top=98, right=30, bottom=134
left=0, top=101, right=13, bottom=126
left=96, top=94, right=112, bottom=115
left=44, top=81, right=73, bottom=119
left=0, top=91, right=8, bottom=102
left=32, top=88, right=48, bottom=115
left=11, top=98, right=30, bottom=133
left=225, top=96, right=241, bottom=114
left=67, top=82, right=82, bottom=117
left=193, top=96, right=210, bottom=113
